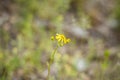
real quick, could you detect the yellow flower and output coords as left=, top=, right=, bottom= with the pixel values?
left=66, top=39, right=71, bottom=43
left=51, top=36, right=55, bottom=40
left=51, top=33, right=71, bottom=46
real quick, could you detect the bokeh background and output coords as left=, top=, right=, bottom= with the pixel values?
left=0, top=0, right=120, bottom=80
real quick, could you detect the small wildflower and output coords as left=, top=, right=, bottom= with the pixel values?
left=66, top=39, right=71, bottom=43
left=51, top=36, right=55, bottom=40
left=51, top=33, right=71, bottom=46
left=48, top=33, right=71, bottom=80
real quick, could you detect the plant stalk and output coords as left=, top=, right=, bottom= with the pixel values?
left=47, top=46, right=58, bottom=80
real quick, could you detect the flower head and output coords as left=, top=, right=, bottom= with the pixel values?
left=51, top=36, right=55, bottom=40
left=51, top=33, right=71, bottom=46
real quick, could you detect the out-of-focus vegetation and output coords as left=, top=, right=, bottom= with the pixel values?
left=0, top=0, right=120, bottom=80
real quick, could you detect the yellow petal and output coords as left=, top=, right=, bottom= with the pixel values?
left=66, top=39, right=71, bottom=43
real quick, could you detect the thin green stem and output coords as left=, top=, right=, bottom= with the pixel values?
left=47, top=63, right=50, bottom=80
left=47, top=45, right=59, bottom=80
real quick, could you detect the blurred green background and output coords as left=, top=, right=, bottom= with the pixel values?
left=0, top=0, right=120, bottom=80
